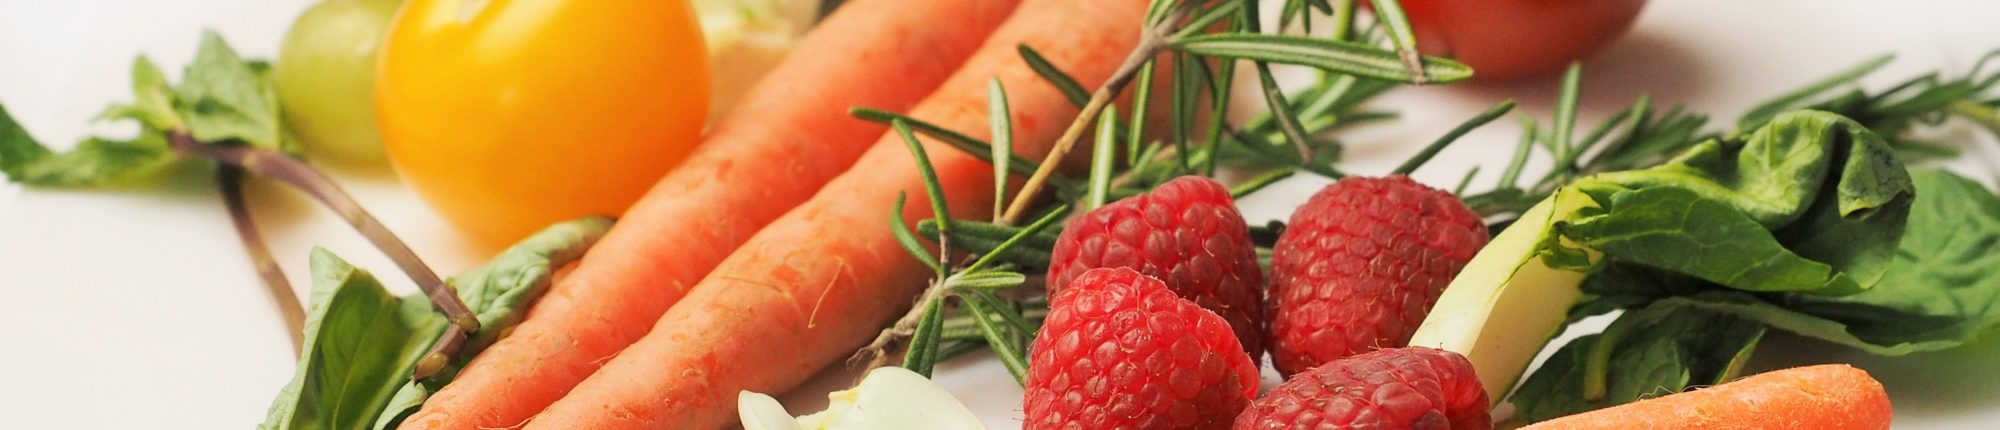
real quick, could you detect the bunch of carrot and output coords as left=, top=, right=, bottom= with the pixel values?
left=396, top=0, right=1151, bottom=428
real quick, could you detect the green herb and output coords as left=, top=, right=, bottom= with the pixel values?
left=0, top=30, right=483, bottom=358
left=260, top=217, right=610, bottom=430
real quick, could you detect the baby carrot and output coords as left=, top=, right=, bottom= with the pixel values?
left=395, top=1, right=1021, bottom=429
left=522, top=0, right=1152, bottom=429
left=1524, top=364, right=1892, bottom=430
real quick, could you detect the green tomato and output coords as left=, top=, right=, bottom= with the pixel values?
left=275, top=0, right=401, bottom=165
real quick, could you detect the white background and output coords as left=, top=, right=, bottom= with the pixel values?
left=5, top=0, right=2000, bottom=428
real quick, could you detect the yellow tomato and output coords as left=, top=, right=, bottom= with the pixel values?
left=376, top=0, right=709, bottom=244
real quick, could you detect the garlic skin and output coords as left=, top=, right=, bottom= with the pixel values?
left=739, top=367, right=988, bottom=430
left=691, top=0, right=823, bottom=120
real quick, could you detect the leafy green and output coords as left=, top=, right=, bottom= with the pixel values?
left=0, top=31, right=291, bottom=186
left=175, top=31, right=294, bottom=153
left=1510, top=302, right=1765, bottom=424
left=1553, top=110, right=1914, bottom=296
left=260, top=250, right=447, bottom=430
left=261, top=217, right=612, bottom=430
left=1592, top=170, right=2000, bottom=355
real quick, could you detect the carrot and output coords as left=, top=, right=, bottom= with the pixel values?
left=1524, top=364, right=1892, bottom=430
left=395, top=1, right=1021, bottom=428
left=521, top=0, right=1152, bottom=428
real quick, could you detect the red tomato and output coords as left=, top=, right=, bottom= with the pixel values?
left=1398, top=0, right=1648, bottom=80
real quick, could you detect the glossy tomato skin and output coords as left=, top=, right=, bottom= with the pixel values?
left=377, top=0, right=709, bottom=244
left=1401, top=0, right=1647, bottom=80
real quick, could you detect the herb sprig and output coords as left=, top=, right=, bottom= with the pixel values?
left=0, top=31, right=478, bottom=375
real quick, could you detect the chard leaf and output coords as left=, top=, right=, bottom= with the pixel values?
left=260, top=249, right=446, bottom=430
left=261, top=217, right=613, bottom=430
left=1509, top=303, right=1765, bottom=424
left=1556, top=110, right=1913, bottom=296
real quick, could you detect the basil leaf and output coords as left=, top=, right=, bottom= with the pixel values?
left=1555, top=110, right=1914, bottom=296
left=1509, top=303, right=1765, bottom=424
left=262, top=217, right=613, bottom=430
left=99, top=56, right=183, bottom=131
left=176, top=31, right=294, bottom=153
left=260, top=249, right=447, bottom=430
left=0, top=63, right=180, bottom=186
left=373, top=217, right=611, bottom=429
left=2, top=31, right=300, bottom=187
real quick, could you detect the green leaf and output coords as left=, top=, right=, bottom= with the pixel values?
left=261, top=250, right=448, bottom=430
left=0, top=57, right=186, bottom=186
left=99, top=56, right=183, bottom=131
left=1508, top=303, right=1765, bottom=424
left=945, top=271, right=1028, bottom=290
left=850, top=108, right=1039, bottom=176
left=958, top=292, right=1030, bottom=385
left=1169, top=33, right=1472, bottom=84
left=1669, top=171, right=2000, bottom=355
left=262, top=218, right=614, bottom=430
left=1087, top=106, right=1118, bottom=209
left=989, top=79, right=1013, bottom=219
left=900, top=296, right=948, bottom=377
left=0, top=106, right=176, bottom=186
left=176, top=31, right=291, bottom=152
left=892, top=193, right=946, bottom=276
left=1018, top=45, right=1091, bottom=108
left=1559, top=110, right=1914, bottom=296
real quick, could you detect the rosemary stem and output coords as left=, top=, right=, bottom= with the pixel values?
left=856, top=278, right=953, bottom=369
left=1002, top=7, right=1187, bottom=225
left=167, top=132, right=479, bottom=335
left=218, top=166, right=304, bottom=355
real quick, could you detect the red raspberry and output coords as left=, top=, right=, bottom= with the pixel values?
left=1048, top=175, right=1266, bottom=357
left=1024, top=267, right=1260, bottom=430
left=1267, top=175, right=1488, bottom=376
left=1234, top=347, right=1490, bottom=430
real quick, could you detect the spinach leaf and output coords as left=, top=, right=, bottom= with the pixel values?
left=1636, top=170, right=2000, bottom=355
left=1509, top=302, right=1765, bottom=424
left=262, top=216, right=612, bottom=430
left=1553, top=110, right=1913, bottom=296
left=0, top=65, right=178, bottom=187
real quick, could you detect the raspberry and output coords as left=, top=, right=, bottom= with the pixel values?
left=1234, top=347, right=1490, bottom=430
left=1267, top=175, right=1488, bottom=375
left=1048, top=175, right=1267, bottom=357
left=1024, top=267, right=1260, bottom=430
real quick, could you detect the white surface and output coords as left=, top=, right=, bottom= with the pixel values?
left=4, top=0, right=2000, bottom=428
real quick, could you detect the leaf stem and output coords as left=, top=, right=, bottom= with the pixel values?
left=166, top=132, right=478, bottom=334
left=217, top=166, right=303, bottom=355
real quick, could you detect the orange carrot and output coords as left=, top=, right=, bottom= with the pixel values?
left=522, top=0, right=1151, bottom=428
left=1525, top=364, right=1892, bottom=430
left=396, top=1, right=1021, bottom=428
